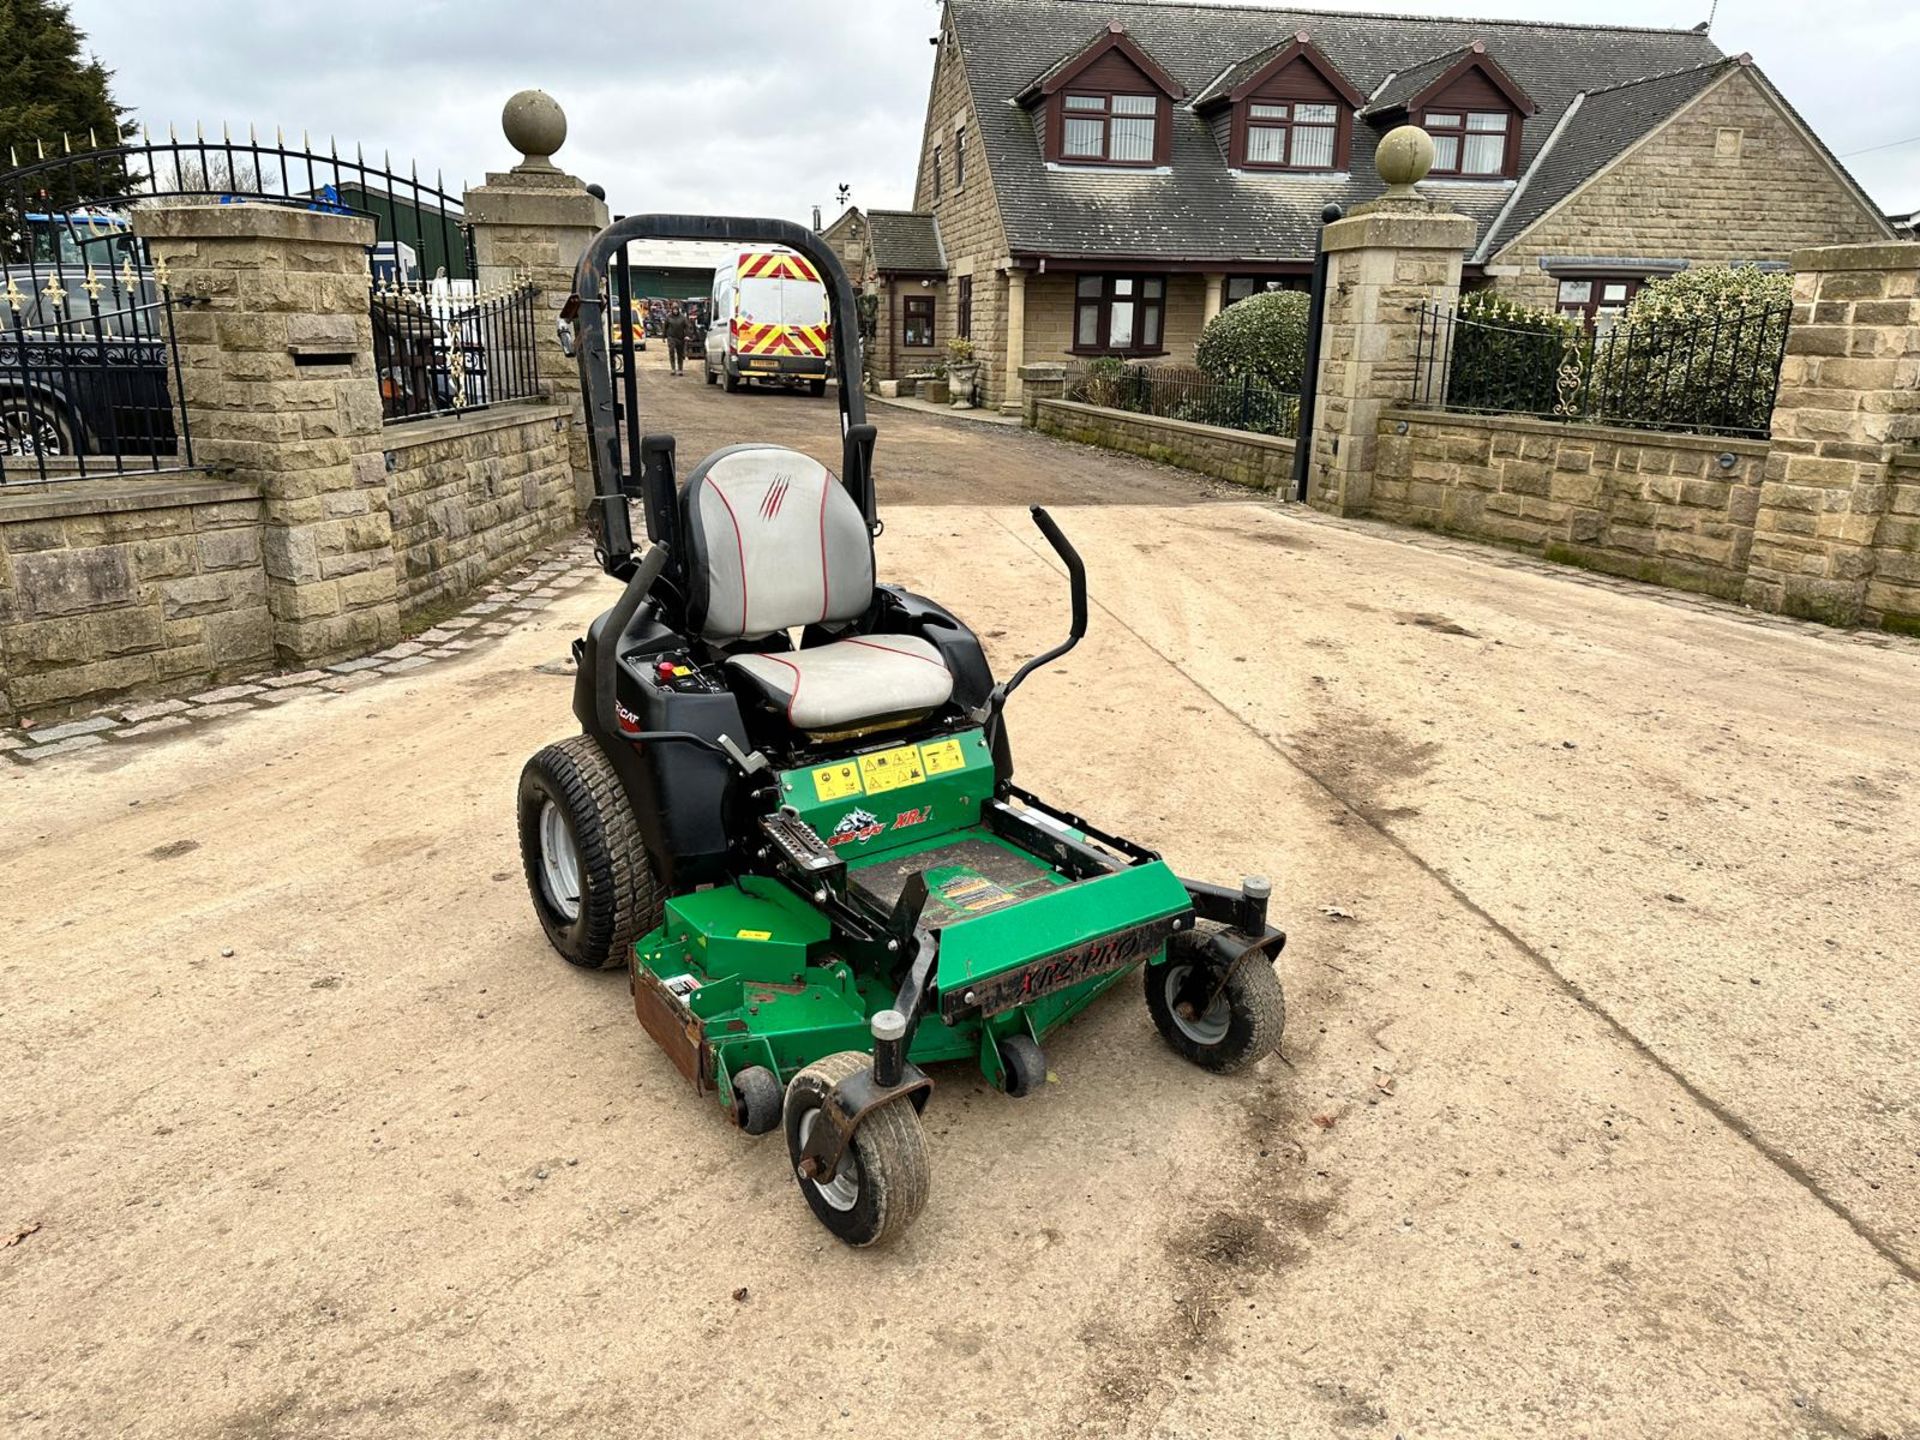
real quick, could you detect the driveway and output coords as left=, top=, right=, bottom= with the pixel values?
left=4, top=358, right=1917, bottom=1439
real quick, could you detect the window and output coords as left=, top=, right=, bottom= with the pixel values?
left=954, top=126, right=966, bottom=187
left=1555, top=276, right=1643, bottom=331
left=957, top=276, right=973, bottom=340
left=1422, top=110, right=1512, bottom=177
left=1226, top=275, right=1308, bottom=305
left=1073, top=274, right=1165, bottom=354
left=903, top=295, right=935, bottom=348
left=1244, top=101, right=1340, bottom=170
left=931, top=145, right=942, bottom=200
left=1061, top=93, right=1158, bottom=164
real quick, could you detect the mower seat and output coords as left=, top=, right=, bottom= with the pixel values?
left=727, top=635, right=952, bottom=731
left=682, top=444, right=955, bottom=732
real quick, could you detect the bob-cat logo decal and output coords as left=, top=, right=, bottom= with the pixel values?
left=615, top=701, right=641, bottom=735
left=828, top=808, right=884, bottom=847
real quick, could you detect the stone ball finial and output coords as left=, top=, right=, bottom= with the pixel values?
left=503, top=89, right=567, bottom=171
left=1376, top=124, right=1434, bottom=196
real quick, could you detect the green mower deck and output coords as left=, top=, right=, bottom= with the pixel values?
left=631, top=726, right=1194, bottom=1102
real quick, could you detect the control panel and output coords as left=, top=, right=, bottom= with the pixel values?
left=634, top=651, right=727, bottom=696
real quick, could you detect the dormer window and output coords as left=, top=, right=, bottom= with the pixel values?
left=1246, top=101, right=1339, bottom=169
left=1360, top=42, right=1535, bottom=182
left=1017, top=21, right=1184, bottom=168
left=1063, top=93, right=1158, bottom=163
left=1194, top=33, right=1364, bottom=175
left=1422, top=110, right=1513, bottom=176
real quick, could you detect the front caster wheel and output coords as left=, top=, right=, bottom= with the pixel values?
left=784, top=1051, right=930, bottom=1247
left=1146, top=932, right=1285, bottom=1074
left=997, top=1034, right=1046, bottom=1097
left=730, top=1066, right=783, bottom=1136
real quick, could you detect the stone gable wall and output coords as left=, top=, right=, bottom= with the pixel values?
left=1488, top=69, right=1891, bottom=311
left=914, top=18, right=1012, bottom=401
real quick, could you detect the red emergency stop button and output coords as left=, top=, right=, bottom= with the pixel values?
left=655, top=660, right=676, bottom=681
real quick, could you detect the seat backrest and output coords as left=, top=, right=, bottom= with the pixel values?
left=682, top=444, right=875, bottom=641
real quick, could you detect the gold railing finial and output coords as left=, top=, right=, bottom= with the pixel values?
left=83, top=264, right=103, bottom=303
left=42, top=274, right=67, bottom=308
left=153, top=255, right=171, bottom=290
left=3, top=277, right=26, bottom=315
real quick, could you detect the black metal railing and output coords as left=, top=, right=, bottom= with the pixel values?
left=1, top=128, right=474, bottom=477
left=0, top=265, right=190, bottom=484
left=373, top=279, right=540, bottom=423
left=1068, top=363, right=1300, bottom=439
left=1413, top=300, right=1794, bottom=439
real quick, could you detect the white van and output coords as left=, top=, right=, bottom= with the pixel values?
left=703, top=248, right=831, bottom=396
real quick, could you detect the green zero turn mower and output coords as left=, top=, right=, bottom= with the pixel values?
left=518, top=215, right=1288, bottom=1246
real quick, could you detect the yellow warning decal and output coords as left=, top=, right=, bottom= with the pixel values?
left=812, top=762, right=862, bottom=802
left=859, top=743, right=927, bottom=795
left=736, top=929, right=773, bottom=941
left=919, top=737, right=968, bottom=775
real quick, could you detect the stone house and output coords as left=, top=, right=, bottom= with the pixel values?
left=903, top=0, right=1894, bottom=410
left=820, top=206, right=949, bottom=383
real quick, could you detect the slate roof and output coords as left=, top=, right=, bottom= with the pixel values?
left=1360, top=43, right=1476, bottom=115
left=867, top=209, right=947, bottom=274
left=948, top=0, right=1751, bottom=263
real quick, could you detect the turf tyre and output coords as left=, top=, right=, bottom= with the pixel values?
left=784, top=1051, right=930, bottom=1247
left=1145, top=931, right=1285, bottom=1074
left=517, top=736, right=661, bottom=970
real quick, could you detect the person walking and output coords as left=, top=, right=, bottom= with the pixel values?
left=664, top=303, right=689, bottom=377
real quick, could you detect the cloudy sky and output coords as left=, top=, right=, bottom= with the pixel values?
left=62, top=0, right=1920, bottom=219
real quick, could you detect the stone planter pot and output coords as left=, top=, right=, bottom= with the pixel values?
left=924, top=378, right=951, bottom=405
left=947, top=362, right=980, bottom=408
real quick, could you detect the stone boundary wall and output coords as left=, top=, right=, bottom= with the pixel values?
left=0, top=477, right=272, bottom=723
left=382, top=401, right=575, bottom=622
left=1031, top=398, right=1295, bottom=492
left=1372, top=409, right=1770, bottom=600
left=1871, top=453, right=1920, bottom=632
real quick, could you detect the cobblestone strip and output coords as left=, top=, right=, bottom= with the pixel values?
left=2, top=537, right=600, bottom=765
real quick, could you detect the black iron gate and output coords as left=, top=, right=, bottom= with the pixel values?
left=0, top=128, right=482, bottom=482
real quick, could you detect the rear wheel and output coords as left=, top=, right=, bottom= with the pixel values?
left=703, top=359, right=717, bottom=386
left=1146, top=931, right=1285, bottom=1074
left=808, top=377, right=827, bottom=398
left=517, top=736, right=661, bottom=969
left=723, top=361, right=741, bottom=393
left=784, top=1051, right=930, bottom=1246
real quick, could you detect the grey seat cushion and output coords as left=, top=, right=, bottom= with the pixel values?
left=727, top=635, right=954, bottom=731
left=683, top=444, right=875, bottom=641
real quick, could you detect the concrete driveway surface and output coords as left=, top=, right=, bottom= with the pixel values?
left=4, top=363, right=1917, bottom=1439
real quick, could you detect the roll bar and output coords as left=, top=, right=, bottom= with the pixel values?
left=565, top=215, right=876, bottom=572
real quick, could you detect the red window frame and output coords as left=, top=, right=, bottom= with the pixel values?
left=902, top=295, right=935, bottom=348
left=1554, top=275, right=1644, bottom=331
left=1241, top=100, right=1342, bottom=172
left=1419, top=108, right=1519, bottom=178
left=1072, top=274, right=1166, bottom=356
left=1058, top=92, right=1160, bottom=166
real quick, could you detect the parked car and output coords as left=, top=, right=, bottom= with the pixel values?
left=0, top=334, right=177, bottom=466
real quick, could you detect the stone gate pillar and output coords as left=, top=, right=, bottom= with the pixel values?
left=1306, top=127, right=1475, bottom=516
left=465, top=90, right=610, bottom=518
left=135, top=204, right=400, bottom=663
left=1743, top=242, right=1920, bottom=624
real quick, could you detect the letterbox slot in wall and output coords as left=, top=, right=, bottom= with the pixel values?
left=291, top=351, right=355, bottom=368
